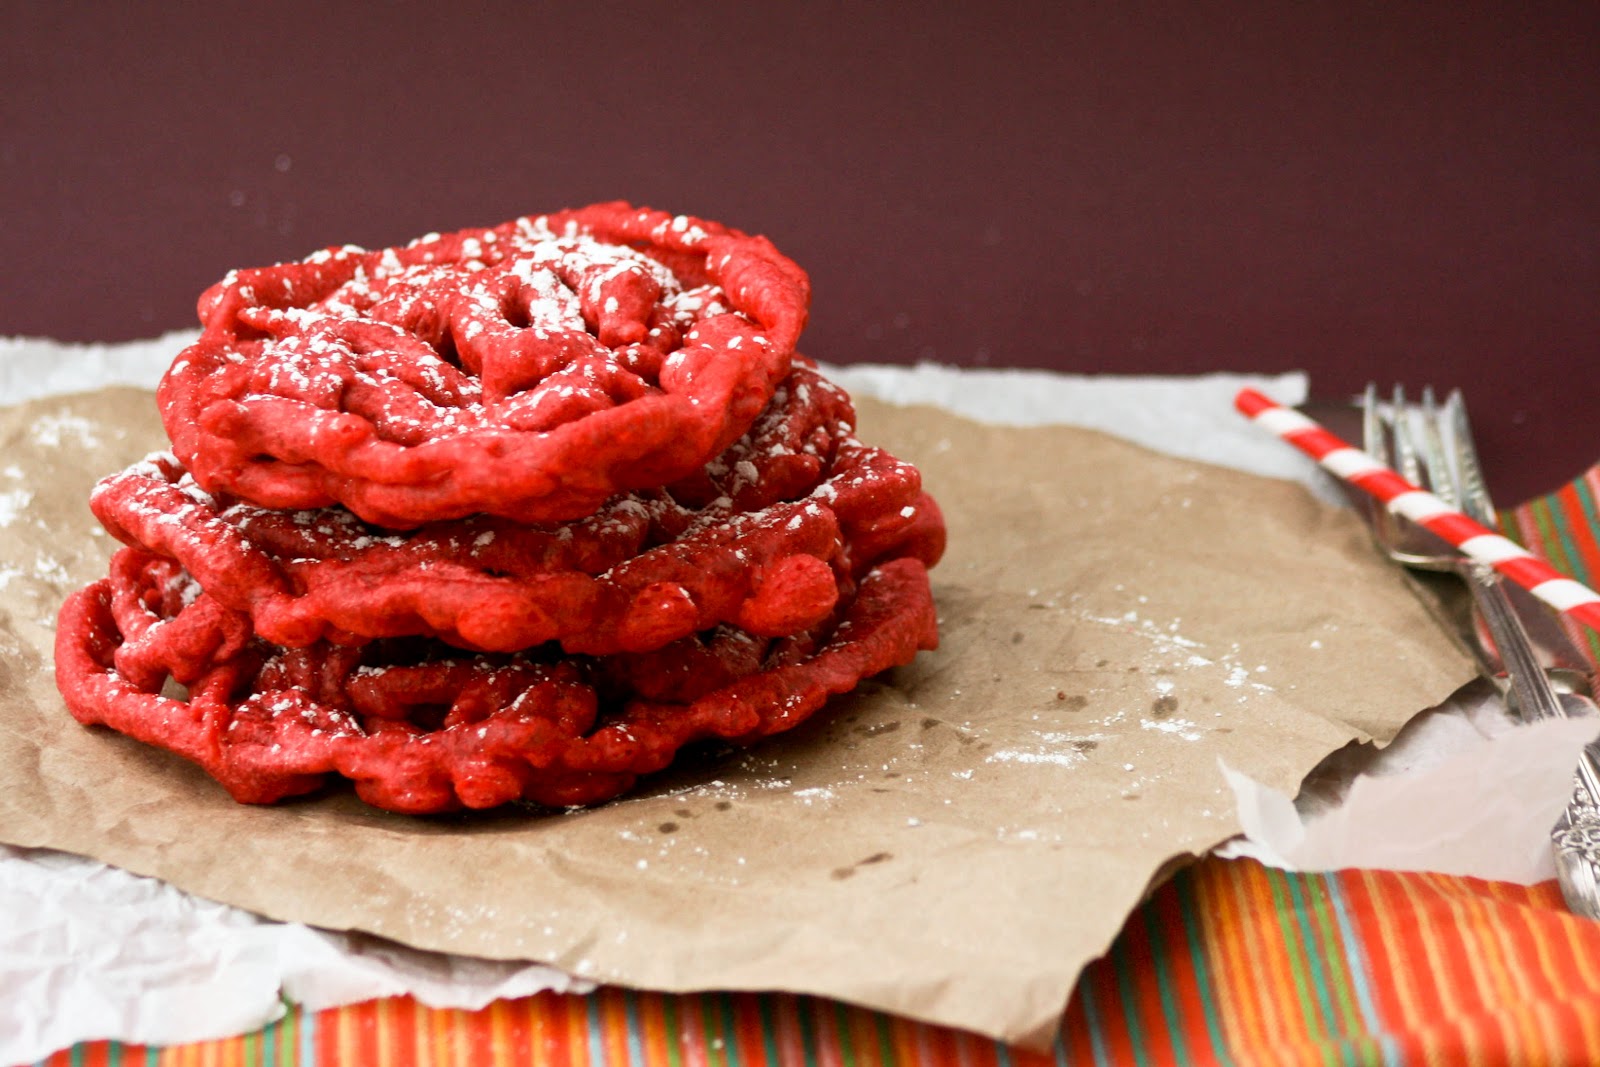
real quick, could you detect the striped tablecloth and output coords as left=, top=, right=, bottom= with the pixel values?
left=34, top=470, right=1600, bottom=1066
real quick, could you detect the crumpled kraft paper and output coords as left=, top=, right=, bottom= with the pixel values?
left=0, top=383, right=1474, bottom=1048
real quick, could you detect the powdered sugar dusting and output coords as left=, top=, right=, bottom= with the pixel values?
left=0, top=552, right=70, bottom=592
left=1142, top=718, right=1203, bottom=741
left=0, top=488, right=31, bottom=528
left=1080, top=588, right=1278, bottom=710
left=29, top=412, right=101, bottom=449
left=987, top=732, right=1104, bottom=768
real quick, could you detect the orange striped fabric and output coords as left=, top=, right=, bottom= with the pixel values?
left=36, top=859, right=1600, bottom=1066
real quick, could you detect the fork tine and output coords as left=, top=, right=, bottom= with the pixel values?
left=1360, top=383, right=1459, bottom=569
left=1361, top=382, right=1383, bottom=463
left=1360, top=381, right=1405, bottom=553
left=1446, top=389, right=1497, bottom=527
left=1388, top=384, right=1427, bottom=489
left=1415, top=385, right=1461, bottom=509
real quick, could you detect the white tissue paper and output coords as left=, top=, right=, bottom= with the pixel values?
left=1218, top=685, right=1600, bottom=882
left=0, top=841, right=588, bottom=1061
left=1, top=331, right=1590, bottom=1060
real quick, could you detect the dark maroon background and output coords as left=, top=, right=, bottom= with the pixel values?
left=2, top=2, right=1595, bottom=502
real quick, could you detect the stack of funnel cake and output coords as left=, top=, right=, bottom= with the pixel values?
left=55, top=203, right=944, bottom=814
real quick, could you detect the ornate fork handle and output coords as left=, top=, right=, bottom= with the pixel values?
left=1553, top=763, right=1600, bottom=919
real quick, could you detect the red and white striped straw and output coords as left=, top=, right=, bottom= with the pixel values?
left=1235, top=387, right=1600, bottom=633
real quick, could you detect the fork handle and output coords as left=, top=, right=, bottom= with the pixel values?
left=1465, top=565, right=1600, bottom=857
left=1464, top=561, right=1567, bottom=723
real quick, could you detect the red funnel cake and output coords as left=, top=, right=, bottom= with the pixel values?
left=56, top=203, right=945, bottom=814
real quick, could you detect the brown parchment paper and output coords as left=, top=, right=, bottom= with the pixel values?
left=0, top=388, right=1473, bottom=1047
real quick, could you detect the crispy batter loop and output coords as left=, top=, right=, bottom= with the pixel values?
left=56, top=555, right=938, bottom=812
left=97, top=364, right=942, bottom=655
left=160, top=203, right=811, bottom=527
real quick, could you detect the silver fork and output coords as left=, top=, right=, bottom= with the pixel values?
left=1364, top=385, right=1564, bottom=721
left=1364, top=384, right=1600, bottom=917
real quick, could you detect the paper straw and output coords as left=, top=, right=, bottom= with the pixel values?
left=1235, top=387, right=1600, bottom=633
